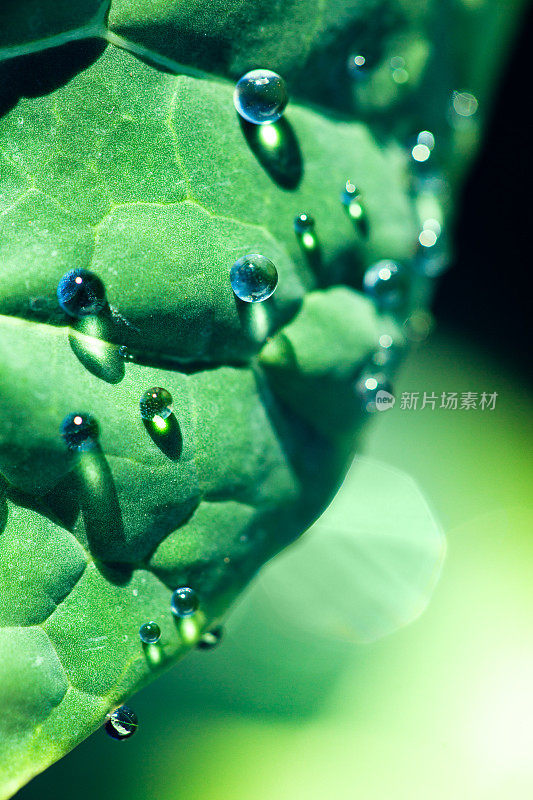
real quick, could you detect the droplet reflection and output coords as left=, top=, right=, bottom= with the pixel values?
left=57, top=269, right=107, bottom=318
left=60, top=412, right=99, bottom=451
left=234, top=69, right=288, bottom=125
left=171, top=586, right=199, bottom=618
left=230, top=254, right=278, bottom=303
left=105, top=706, right=138, bottom=740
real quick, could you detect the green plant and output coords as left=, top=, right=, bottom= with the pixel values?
left=0, top=1, right=525, bottom=796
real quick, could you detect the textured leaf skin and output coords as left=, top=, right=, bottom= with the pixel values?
left=0, top=0, right=525, bottom=796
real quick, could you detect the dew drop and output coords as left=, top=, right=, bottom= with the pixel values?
left=57, top=269, right=107, bottom=317
left=105, top=706, right=138, bottom=740
left=139, top=621, right=161, bottom=645
left=230, top=254, right=278, bottom=303
left=355, top=371, right=394, bottom=413
left=411, top=130, right=435, bottom=165
left=140, top=387, right=173, bottom=422
left=60, top=412, right=99, bottom=451
left=197, top=626, right=224, bottom=650
left=171, top=586, right=199, bottom=619
left=119, top=345, right=134, bottom=361
left=234, top=69, right=288, bottom=125
left=294, top=213, right=318, bottom=250
left=341, top=181, right=367, bottom=233
left=363, top=260, right=407, bottom=310
left=347, top=53, right=369, bottom=81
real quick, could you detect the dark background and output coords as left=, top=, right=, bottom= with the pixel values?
left=435, top=3, right=532, bottom=367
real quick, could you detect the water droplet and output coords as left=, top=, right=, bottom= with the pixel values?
left=414, top=220, right=450, bottom=277
left=341, top=182, right=367, bottom=234
left=347, top=53, right=369, bottom=81
left=355, top=371, right=394, bottom=413
left=57, top=269, right=107, bottom=317
left=139, top=621, right=161, bottom=645
left=452, top=90, right=478, bottom=118
left=119, top=345, right=134, bottom=361
left=234, top=69, right=288, bottom=125
left=363, top=260, right=407, bottom=310
left=197, top=626, right=224, bottom=650
left=294, top=213, right=318, bottom=250
left=139, top=387, right=173, bottom=422
left=60, top=412, right=99, bottom=451
left=230, top=254, right=278, bottom=303
left=105, top=706, right=138, bottom=740
left=411, top=130, right=435, bottom=164
left=370, top=337, right=402, bottom=372
left=171, top=586, right=199, bottom=618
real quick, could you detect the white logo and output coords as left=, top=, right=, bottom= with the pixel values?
left=375, top=390, right=396, bottom=411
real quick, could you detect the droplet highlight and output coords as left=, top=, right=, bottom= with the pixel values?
left=198, top=626, right=224, bottom=650
left=105, top=706, right=138, bottom=740
left=171, top=586, right=199, bottom=619
left=57, top=269, right=107, bottom=318
left=341, top=182, right=368, bottom=235
left=363, top=260, right=407, bottom=310
left=355, top=371, right=394, bottom=413
left=230, top=254, right=278, bottom=303
left=234, top=69, right=288, bottom=125
left=411, top=130, right=435, bottom=164
left=347, top=53, right=369, bottom=81
left=60, top=412, right=99, bottom=451
left=140, top=387, right=173, bottom=422
left=139, top=621, right=161, bottom=645
left=294, top=213, right=318, bottom=250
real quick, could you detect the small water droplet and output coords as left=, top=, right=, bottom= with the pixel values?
left=57, top=269, right=107, bottom=317
left=170, top=586, right=199, bottom=619
left=139, top=387, right=173, bottom=422
left=234, top=69, right=288, bottom=125
left=341, top=182, right=368, bottom=234
left=119, top=345, right=134, bottom=361
left=347, top=53, right=369, bottom=81
left=105, top=706, right=138, bottom=740
left=390, top=56, right=409, bottom=84
left=230, top=254, right=278, bottom=303
left=139, top=621, right=161, bottom=645
left=294, top=213, right=319, bottom=250
left=363, top=260, right=407, bottom=310
left=355, top=371, right=394, bottom=413
left=197, top=626, right=224, bottom=650
left=60, top=412, right=99, bottom=451
left=411, top=130, right=435, bottom=165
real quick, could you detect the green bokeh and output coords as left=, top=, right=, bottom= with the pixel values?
left=16, top=328, right=533, bottom=800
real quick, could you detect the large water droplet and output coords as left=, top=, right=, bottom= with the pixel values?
left=171, top=586, right=199, bottom=618
left=355, top=371, right=394, bottom=413
left=230, top=254, right=278, bottom=303
left=105, top=706, right=138, bottom=740
left=140, top=387, right=173, bottom=422
left=197, top=626, right=224, bottom=650
left=60, top=412, right=99, bottom=451
left=57, top=269, right=107, bottom=317
left=139, top=621, right=161, bottom=645
left=234, top=69, right=288, bottom=125
left=363, top=260, right=407, bottom=310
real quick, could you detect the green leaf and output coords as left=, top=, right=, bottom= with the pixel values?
left=0, top=0, right=524, bottom=795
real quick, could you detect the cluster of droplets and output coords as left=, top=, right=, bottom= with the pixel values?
left=52, top=55, right=467, bottom=742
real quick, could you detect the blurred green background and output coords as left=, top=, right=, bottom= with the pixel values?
left=14, top=326, right=533, bottom=800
